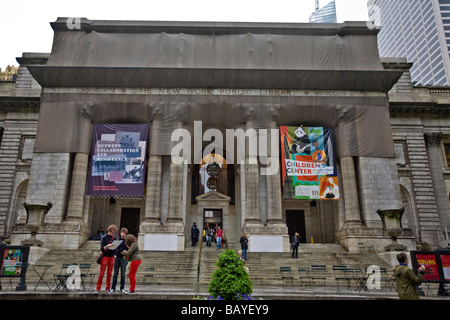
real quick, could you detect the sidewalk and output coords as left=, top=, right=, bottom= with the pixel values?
left=1, top=283, right=448, bottom=300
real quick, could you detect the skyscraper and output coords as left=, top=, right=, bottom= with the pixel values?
left=369, top=0, right=450, bottom=86
left=309, top=0, right=337, bottom=23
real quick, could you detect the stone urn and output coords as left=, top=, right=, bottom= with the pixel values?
left=21, top=202, right=52, bottom=247
left=376, top=208, right=407, bottom=252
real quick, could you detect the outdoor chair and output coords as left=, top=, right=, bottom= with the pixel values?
left=280, top=267, right=293, bottom=287
left=310, top=265, right=327, bottom=291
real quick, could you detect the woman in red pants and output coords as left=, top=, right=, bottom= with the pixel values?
left=121, top=234, right=141, bottom=294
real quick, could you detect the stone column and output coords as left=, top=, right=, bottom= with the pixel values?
left=144, top=155, right=162, bottom=224
left=66, top=153, right=89, bottom=221
left=244, top=121, right=261, bottom=225
left=424, top=132, right=450, bottom=238
left=265, top=123, right=283, bottom=225
left=166, top=120, right=185, bottom=225
left=167, top=160, right=184, bottom=223
left=340, top=156, right=362, bottom=225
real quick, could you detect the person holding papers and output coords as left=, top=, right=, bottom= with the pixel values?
left=95, top=224, right=117, bottom=294
left=111, top=227, right=128, bottom=293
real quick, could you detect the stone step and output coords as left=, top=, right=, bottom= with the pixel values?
left=24, top=241, right=393, bottom=289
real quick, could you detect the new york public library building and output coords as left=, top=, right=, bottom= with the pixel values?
left=2, top=18, right=450, bottom=260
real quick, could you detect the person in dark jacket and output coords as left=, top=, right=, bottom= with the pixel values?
left=191, top=222, right=199, bottom=246
left=240, top=233, right=249, bottom=261
left=95, top=224, right=117, bottom=294
left=291, top=232, right=301, bottom=258
left=393, top=252, right=426, bottom=300
left=111, top=227, right=128, bottom=293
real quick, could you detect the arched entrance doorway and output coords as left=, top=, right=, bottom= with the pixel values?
left=191, top=152, right=235, bottom=245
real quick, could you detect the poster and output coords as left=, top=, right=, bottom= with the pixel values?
left=1, top=248, right=23, bottom=276
left=441, top=254, right=450, bottom=281
left=87, top=124, right=148, bottom=197
left=280, top=126, right=339, bottom=200
left=415, top=253, right=440, bottom=281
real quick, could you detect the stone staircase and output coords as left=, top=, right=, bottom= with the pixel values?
left=23, top=240, right=394, bottom=292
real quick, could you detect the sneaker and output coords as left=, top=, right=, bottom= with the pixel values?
left=107, top=289, right=114, bottom=294
left=93, top=291, right=99, bottom=295
left=122, top=290, right=134, bottom=294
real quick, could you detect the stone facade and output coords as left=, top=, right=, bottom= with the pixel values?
left=0, top=21, right=449, bottom=255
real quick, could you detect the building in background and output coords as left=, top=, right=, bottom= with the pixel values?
left=369, top=0, right=450, bottom=86
left=1, top=18, right=449, bottom=258
left=309, top=0, right=337, bottom=23
left=0, top=65, right=18, bottom=81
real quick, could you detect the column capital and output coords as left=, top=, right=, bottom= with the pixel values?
left=424, top=132, right=443, bottom=147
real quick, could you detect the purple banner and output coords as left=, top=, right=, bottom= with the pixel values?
left=87, top=124, right=148, bottom=197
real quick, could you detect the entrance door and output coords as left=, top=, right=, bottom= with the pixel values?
left=120, top=207, right=140, bottom=236
left=203, top=209, right=222, bottom=234
left=286, top=210, right=306, bottom=243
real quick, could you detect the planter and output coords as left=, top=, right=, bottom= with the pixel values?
left=376, top=208, right=407, bottom=252
left=21, top=202, right=52, bottom=247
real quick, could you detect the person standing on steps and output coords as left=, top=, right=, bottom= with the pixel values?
left=111, top=227, right=128, bottom=293
left=291, top=232, right=301, bottom=259
left=95, top=224, right=117, bottom=294
left=240, top=233, right=249, bottom=261
left=205, top=223, right=213, bottom=247
left=191, top=222, right=199, bottom=246
left=121, top=234, right=142, bottom=294
left=216, top=226, right=223, bottom=249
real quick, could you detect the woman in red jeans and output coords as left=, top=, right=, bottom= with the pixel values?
left=121, top=234, right=141, bottom=294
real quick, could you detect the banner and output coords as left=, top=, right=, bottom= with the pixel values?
left=87, top=124, right=148, bottom=197
left=280, top=126, right=339, bottom=200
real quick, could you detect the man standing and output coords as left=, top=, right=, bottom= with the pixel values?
left=111, top=227, right=128, bottom=293
left=291, top=232, right=301, bottom=259
left=393, top=252, right=426, bottom=300
left=191, top=222, right=199, bottom=246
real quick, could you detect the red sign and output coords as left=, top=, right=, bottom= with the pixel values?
left=415, top=253, right=440, bottom=281
left=441, top=254, right=450, bottom=281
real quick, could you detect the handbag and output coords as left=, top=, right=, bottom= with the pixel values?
left=96, top=235, right=114, bottom=264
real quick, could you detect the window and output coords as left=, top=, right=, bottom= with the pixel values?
left=444, top=143, right=450, bottom=167
left=191, top=153, right=235, bottom=204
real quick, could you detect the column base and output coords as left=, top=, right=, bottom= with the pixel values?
left=11, top=222, right=89, bottom=249
left=336, top=224, right=416, bottom=254
left=139, top=221, right=185, bottom=251
left=243, top=223, right=289, bottom=253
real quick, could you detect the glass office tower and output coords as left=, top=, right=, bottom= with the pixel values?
left=309, top=0, right=337, bottom=23
left=369, top=0, right=450, bottom=86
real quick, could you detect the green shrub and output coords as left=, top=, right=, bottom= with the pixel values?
left=208, top=249, right=253, bottom=300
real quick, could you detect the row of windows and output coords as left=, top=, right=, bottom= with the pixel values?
left=376, top=0, right=450, bottom=86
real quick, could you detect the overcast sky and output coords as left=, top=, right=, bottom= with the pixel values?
left=0, top=0, right=370, bottom=67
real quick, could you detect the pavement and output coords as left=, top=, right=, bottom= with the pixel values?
left=1, top=283, right=449, bottom=300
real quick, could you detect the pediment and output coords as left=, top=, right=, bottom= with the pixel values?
left=195, top=191, right=231, bottom=202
